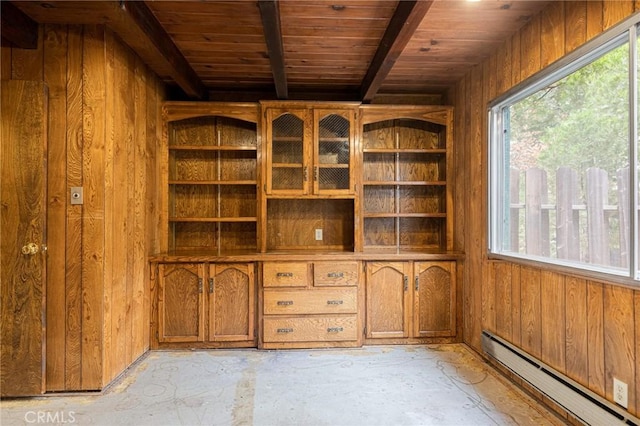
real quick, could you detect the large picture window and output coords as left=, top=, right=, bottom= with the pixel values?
left=489, top=16, right=640, bottom=281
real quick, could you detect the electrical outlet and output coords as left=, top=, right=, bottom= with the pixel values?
left=315, top=229, right=323, bottom=241
left=613, top=378, right=628, bottom=408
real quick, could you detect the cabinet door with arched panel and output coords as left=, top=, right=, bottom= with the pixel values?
left=414, top=261, right=456, bottom=337
left=208, top=263, right=256, bottom=342
left=365, top=262, right=412, bottom=339
left=158, top=263, right=206, bottom=343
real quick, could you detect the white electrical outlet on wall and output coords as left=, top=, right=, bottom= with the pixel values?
left=613, top=378, right=628, bottom=408
left=315, top=229, right=323, bottom=241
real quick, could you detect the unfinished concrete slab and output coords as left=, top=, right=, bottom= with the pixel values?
left=1, top=345, right=564, bottom=426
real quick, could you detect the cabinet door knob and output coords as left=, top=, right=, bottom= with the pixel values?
left=277, top=328, right=293, bottom=333
left=327, top=327, right=343, bottom=333
left=327, top=272, right=344, bottom=278
left=198, top=278, right=203, bottom=293
left=276, top=272, right=293, bottom=278
left=209, top=278, right=214, bottom=293
left=277, top=300, right=293, bottom=306
left=415, top=276, right=419, bottom=291
left=326, top=300, right=343, bottom=305
left=403, top=275, right=408, bottom=291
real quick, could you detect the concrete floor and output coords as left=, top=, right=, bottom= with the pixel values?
left=1, top=344, right=565, bottom=426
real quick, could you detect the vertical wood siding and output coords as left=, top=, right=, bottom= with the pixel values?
left=3, top=24, right=164, bottom=391
left=453, top=1, right=640, bottom=417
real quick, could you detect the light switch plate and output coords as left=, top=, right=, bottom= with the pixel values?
left=315, top=229, right=323, bottom=241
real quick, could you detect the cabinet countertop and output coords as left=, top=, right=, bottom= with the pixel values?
left=149, top=250, right=464, bottom=263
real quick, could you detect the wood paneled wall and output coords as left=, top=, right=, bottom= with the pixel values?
left=451, top=0, right=640, bottom=418
left=1, top=24, right=164, bottom=391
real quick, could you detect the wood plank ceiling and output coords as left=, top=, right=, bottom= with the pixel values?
left=5, top=0, right=551, bottom=101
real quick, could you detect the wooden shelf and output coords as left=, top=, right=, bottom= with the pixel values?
left=272, top=163, right=303, bottom=168
left=273, top=137, right=302, bottom=143
left=319, top=137, right=349, bottom=143
left=363, top=148, right=446, bottom=154
left=169, top=145, right=257, bottom=151
left=169, top=180, right=257, bottom=185
left=364, top=213, right=446, bottom=218
left=169, top=217, right=257, bottom=223
left=363, top=181, right=446, bottom=186
left=318, top=164, right=349, bottom=169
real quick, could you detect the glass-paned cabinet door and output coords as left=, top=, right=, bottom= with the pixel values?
left=267, top=109, right=309, bottom=193
left=314, top=110, right=354, bottom=194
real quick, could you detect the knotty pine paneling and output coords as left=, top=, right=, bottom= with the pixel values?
left=454, top=0, right=640, bottom=417
left=540, top=1, right=565, bottom=68
left=4, top=23, right=164, bottom=391
left=65, top=24, right=85, bottom=391
left=564, top=276, right=588, bottom=386
left=82, top=23, right=106, bottom=390
left=43, top=24, right=68, bottom=391
left=565, top=1, right=587, bottom=53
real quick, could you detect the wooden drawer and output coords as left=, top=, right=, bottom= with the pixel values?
left=263, top=262, right=309, bottom=287
left=263, top=288, right=357, bottom=315
left=313, top=262, right=359, bottom=287
left=263, top=316, right=358, bottom=342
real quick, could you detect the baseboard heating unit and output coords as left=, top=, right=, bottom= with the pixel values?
left=482, top=330, right=639, bottom=426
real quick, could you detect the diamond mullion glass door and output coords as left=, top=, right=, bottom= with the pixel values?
left=268, top=109, right=309, bottom=194
left=314, top=109, right=353, bottom=194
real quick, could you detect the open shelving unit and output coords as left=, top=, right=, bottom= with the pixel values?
left=360, top=109, right=453, bottom=252
left=164, top=107, right=260, bottom=253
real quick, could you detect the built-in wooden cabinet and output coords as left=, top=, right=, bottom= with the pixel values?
left=261, top=102, right=359, bottom=253
left=158, top=263, right=205, bottom=342
left=153, top=102, right=459, bottom=350
left=163, top=103, right=260, bottom=253
left=261, top=261, right=362, bottom=348
left=263, top=102, right=357, bottom=196
left=156, top=262, right=256, bottom=347
left=360, top=106, right=453, bottom=252
left=365, top=261, right=456, bottom=343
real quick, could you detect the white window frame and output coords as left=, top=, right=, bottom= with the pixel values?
left=488, top=13, right=640, bottom=283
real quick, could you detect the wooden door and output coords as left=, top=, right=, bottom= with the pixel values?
left=365, top=262, right=412, bottom=339
left=1, top=80, right=48, bottom=396
left=313, top=109, right=355, bottom=195
left=265, top=108, right=311, bottom=195
left=414, top=262, right=456, bottom=337
left=158, top=263, right=205, bottom=342
left=208, top=263, right=255, bottom=342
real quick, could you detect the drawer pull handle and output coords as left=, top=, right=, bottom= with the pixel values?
left=327, top=300, right=343, bottom=305
left=276, top=272, right=293, bottom=278
left=277, top=300, right=294, bottom=306
left=277, top=328, right=294, bottom=333
left=327, top=327, right=344, bottom=333
left=327, top=272, right=344, bottom=278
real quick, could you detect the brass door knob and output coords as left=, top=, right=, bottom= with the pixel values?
left=21, top=243, right=40, bottom=255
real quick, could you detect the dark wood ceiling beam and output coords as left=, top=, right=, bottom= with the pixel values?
left=258, top=0, right=288, bottom=99
left=359, top=0, right=434, bottom=102
left=8, top=1, right=207, bottom=99
left=113, top=1, right=207, bottom=99
left=1, top=2, right=38, bottom=48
